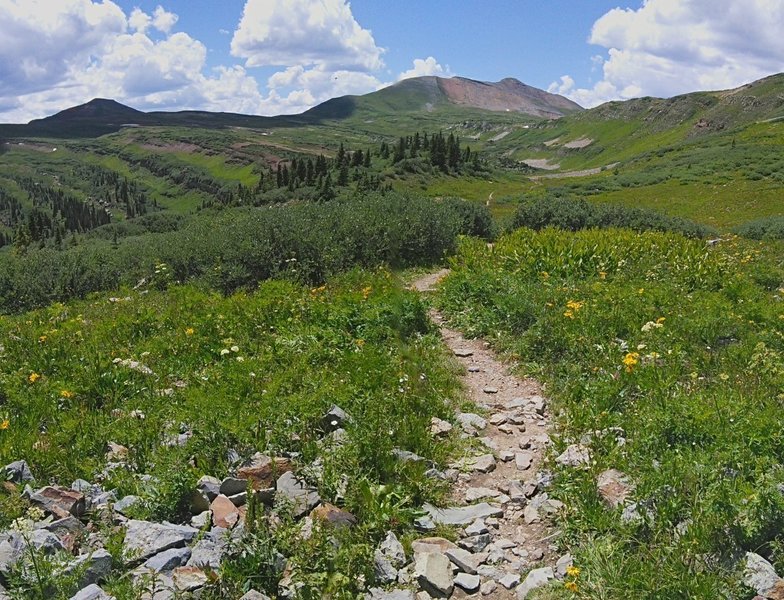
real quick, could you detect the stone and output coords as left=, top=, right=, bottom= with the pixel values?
left=523, top=504, right=540, bottom=524
left=515, top=452, right=533, bottom=471
left=237, top=455, right=294, bottom=490
left=367, top=589, right=415, bottom=600
left=445, top=547, right=480, bottom=575
left=457, top=413, right=487, bottom=434
left=469, top=454, right=496, bottom=474
left=187, top=530, right=228, bottom=569
left=465, top=487, right=501, bottom=502
left=480, top=580, right=497, bottom=595
left=30, top=486, right=86, bottom=519
left=744, top=552, right=784, bottom=597
left=393, top=449, right=425, bottom=463
left=105, top=442, right=128, bottom=462
left=430, top=417, right=453, bottom=437
left=321, top=405, right=349, bottom=432
left=122, top=520, right=198, bottom=563
left=412, top=537, right=458, bottom=554
left=62, top=549, right=113, bottom=588
left=219, top=477, right=248, bottom=497
left=70, top=584, right=115, bottom=600
left=504, top=398, right=526, bottom=410
left=488, top=414, right=508, bottom=426
left=468, top=367, right=481, bottom=373
left=30, top=529, right=64, bottom=554
left=239, top=592, right=271, bottom=600
left=378, top=531, right=406, bottom=566
left=113, top=495, right=140, bottom=516
left=554, top=444, right=591, bottom=468
left=3, top=460, right=34, bottom=483
left=374, top=550, right=399, bottom=584
left=311, top=503, right=357, bottom=528
left=458, top=534, right=491, bottom=553
left=191, top=510, right=211, bottom=529
left=229, top=492, right=247, bottom=507
left=453, top=349, right=473, bottom=357
left=172, top=566, right=208, bottom=591
left=500, top=572, right=521, bottom=589
left=211, top=494, right=240, bottom=529
left=196, top=475, right=221, bottom=501
left=516, top=567, right=554, bottom=598
left=143, top=547, right=191, bottom=573
left=276, top=472, right=321, bottom=518
left=454, top=572, right=480, bottom=592
left=415, top=552, right=454, bottom=597
left=483, top=387, right=499, bottom=394
left=423, top=503, right=503, bottom=526
left=498, top=424, right=517, bottom=435
left=555, top=553, right=574, bottom=578
left=465, top=519, right=489, bottom=536
left=499, top=451, right=515, bottom=462
left=596, top=469, right=634, bottom=508
left=524, top=396, right=546, bottom=415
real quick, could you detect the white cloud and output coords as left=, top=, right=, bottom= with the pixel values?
left=551, top=0, right=784, bottom=107
left=231, top=0, right=384, bottom=71
left=129, top=8, right=151, bottom=33
left=152, top=5, right=178, bottom=33
left=397, top=56, right=450, bottom=81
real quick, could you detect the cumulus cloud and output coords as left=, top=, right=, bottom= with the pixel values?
left=397, top=56, right=450, bottom=81
left=231, top=0, right=384, bottom=71
left=550, top=0, right=784, bottom=107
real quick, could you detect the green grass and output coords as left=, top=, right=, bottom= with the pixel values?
left=0, top=269, right=464, bottom=598
left=437, top=228, right=784, bottom=598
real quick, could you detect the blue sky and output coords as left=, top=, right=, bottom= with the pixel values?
left=1, top=0, right=783, bottom=123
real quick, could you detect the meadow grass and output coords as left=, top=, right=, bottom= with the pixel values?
left=437, top=228, right=784, bottom=598
left=0, top=269, right=464, bottom=598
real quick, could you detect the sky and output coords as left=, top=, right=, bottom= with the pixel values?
left=1, top=0, right=784, bottom=123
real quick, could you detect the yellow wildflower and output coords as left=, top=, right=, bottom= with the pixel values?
left=599, top=271, right=607, bottom=279
left=0, top=419, right=9, bottom=430
left=622, top=352, right=640, bottom=372
left=540, top=271, right=550, bottom=279
left=566, top=566, right=581, bottom=577
left=356, top=339, right=365, bottom=348
left=361, top=286, right=372, bottom=300
left=185, top=327, right=194, bottom=336
left=38, top=335, right=47, bottom=343
left=564, top=310, right=574, bottom=319
left=28, top=372, right=41, bottom=383
left=565, top=581, right=578, bottom=592
left=656, top=317, right=666, bottom=324
left=60, top=390, right=74, bottom=398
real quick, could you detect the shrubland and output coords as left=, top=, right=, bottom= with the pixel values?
left=437, top=227, right=784, bottom=597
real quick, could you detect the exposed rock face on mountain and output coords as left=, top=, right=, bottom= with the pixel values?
left=436, top=76, right=582, bottom=118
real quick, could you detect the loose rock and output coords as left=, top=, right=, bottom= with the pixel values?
left=424, top=503, right=503, bottom=526
left=276, top=472, right=321, bottom=518
left=596, top=469, right=634, bottom=508
left=122, top=520, right=198, bottom=563
left=454, top=572, right=480, bottom=592
left=555, top=444, right=590, bottom=468
left=469, top=454, right=496, bottom=474
left=517, top=566, right=554, bottom=598
left=70, top=584, right=115, bottom=600
left=415, top=552, right=454, bottom=597
left=30, top=486, right=86, bottom=519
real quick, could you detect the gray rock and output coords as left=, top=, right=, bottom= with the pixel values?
left=596, top=469, right=634, bottom=508
left=468, top=366, right=481, bottom=373
left=445, top=547, right=479, bottom=574
left=196, top=475, right=221, bottom=501
left=465, top=487, right=500, bottom=502
left=424, top=503, right=502, bottom=526
left=482, top=387, right=499, bottom=394
left=480, top=580, right=497, bottom=595
left=219, top=477, right=248, bottom=497
left=516, top=567, right=554, bottom=598
left=190, top=510, right=211, bottom=529
left=62, top=549, right=113, bottom=588
left=415, top=552, right=454, bottom=597
left=454, top=572, right=480, bottom=592
left=469, top=454, right=496, bottom=473
left=0, top=532, right=24, bottom=577
left=524, top=396, right=546, bottom=415
left=113, top=495, right=140, bottom=515
left=379, top=531, right=406, bottom=566
left=69, top=584, right=115, bottom=600
left=555, top=553, right=573, bottom=578
left=392, top=449, right=426, bottom=463
left=40, top=515, right=85, bottom=538
left=276, top=472, right=321, bottom=518
left=3, top=460, right=34, bottom=483
left=122, top=520, right=198, bottom=563
left=322, top=405, right=349, bottom=432
left=554, top=444, right=590, bottom=468
left=457, top=413, right=487, bottom=434
left=430, top=418, right=453, bottom=437
left=743, top=552, right=784, bottom=597
left=374, top=551, right=399, bottom=584
left=458, top=534, right=491, bottom=553
left=30, top=529, right=65, bottom=554
left=453, top=349, right=473, bottom=357
left=465, top=519, right=489, bottom=536
left=239, top=592, right=272, bottom=600
left=515, top=452, right=533, bottom=471
left=367, top=588, right=416, bottom=600
left=500, top=572, right=520, bottom=589
left=143, top=547, right=191, bottom=572
left=187, top=530, right=228, bottom=569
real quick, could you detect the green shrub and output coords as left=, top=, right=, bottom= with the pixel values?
left=511, top=196, right=717, bottom=238
left=735, top=216, right=784, bottom=240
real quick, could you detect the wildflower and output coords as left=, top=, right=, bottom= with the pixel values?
left=220, top=349, right=230, bottom=356
left=565, top=581, right=578, bottom=592
left=566, top=565, right=581, bottom=577
left=622, top=352, right=640, bottom=372
left=564, top=310, right=574, bottom=319
left=641, top=320, right=664, bottom=332
left=60, top=390, right=74, bottom=398
left=236, top=356, right=245, bottom=362
left=0, top=419, right=9, bottom=430
left=26, top=506, right=45, bottom=521
left=38, top=335, right=47, bottom=343
left=656, top=317, right=666, bottom=324
left=638, top=288, right=645, bottom=294
left=361, top=286, right=372, bottom=300
left=356, top=339, right=365, bottom=348
left=599, top=271, right=607, bottom=279
left=540, top=271, right=550, bottom=279
left=230, top=345, right=239, bottom=353
left=719, top=373, right=729, bottom=381
left=28, top=372, right=41, bottom=383
left=566, top=300, right=584, bottom=311
left=185, top=327, right=194, bottom=336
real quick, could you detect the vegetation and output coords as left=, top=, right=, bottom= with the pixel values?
left=735, top=216, right=784, bottom=240
left=437, top=228, right=784, bottom=597
left=0, top=270, right=462, bottom=598
left=0, top=193, right=491, bottom=314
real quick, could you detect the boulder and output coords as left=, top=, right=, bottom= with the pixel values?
left=596, top=469, right=634, bottom=508
left=423, top=502, right=503, bottom=526
left=555, top=444, right=590, bottom=468
left=69, top=584, right=115, bottom=600
left=744, top=552, right=784, bottom=597
left=3, top=460, right=33, bottom=483
left=516, top=567, right=554, bottom=598
left=237, top=455, right=294, bottom=490
left=113, top=495, right=139, bottom=516
left=411, top=537, right=458, bottom=555
left=142, top=547, right=191, bottom=573
left=469, top=454, right=496, bottom=474
left=321, top=405, right=349, bottom=432
left=310, top=503, right=357, bottom=528
left=457, top=413, right=487, bottom=434
left=454, top=572, right=480, bottom=592
left=429, top=418, right=452, bottom=437
left=196, top=475, right=221, bottom=501
left=172, top=566, right=208, bottom=591
left=30, top=486, right=86, bottom=519
left=61, top=549, right=113, bottom=588
left=239, top=592, right=271, bottom=600
left=187, top=530, right=228, bottom=569
left=211, top=494, right=240, bottom=529
left=276, top=472, right=320, bottom=518
left=515, top=452, right=533, bottom=471
left=122, top=520, right=198, bottom=563
left=366, top=589, right=415, bottom=600
left=415, top=552, right=454, bottom=597
left=445, top=547, right=480, bottom=575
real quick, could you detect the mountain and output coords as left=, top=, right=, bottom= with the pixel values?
left=0, top=76, right=581, bottom=139
left=305, top=76, right=583, bottom=121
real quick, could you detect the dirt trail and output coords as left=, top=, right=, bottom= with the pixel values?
left=410, top=270, right=560, bottom=599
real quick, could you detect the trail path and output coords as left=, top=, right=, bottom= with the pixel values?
left=408, top=271, right=563, bottom=599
